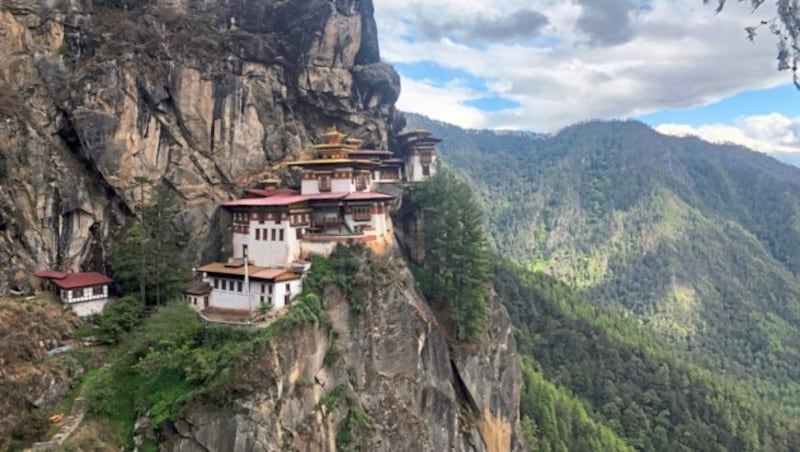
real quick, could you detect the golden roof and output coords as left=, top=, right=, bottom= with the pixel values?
left=321, top=127, right=346, bottom=144
left=198, top=262, right=301, bottom=281
left=286, top=158, right=379, bottom=167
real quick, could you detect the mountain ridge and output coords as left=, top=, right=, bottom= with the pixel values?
left=406, top=112, right=800, bottom=415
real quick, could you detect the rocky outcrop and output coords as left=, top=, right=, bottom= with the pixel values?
left=163, top=253, right=525, bottom=451
left=0, top=0, right=401, bottom=293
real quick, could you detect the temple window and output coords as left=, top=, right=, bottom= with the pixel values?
left=356, top=173, right=368, bottom=190
left=319, top=175, right=331, bottom=192
left=353, top=206, right=371, bottom=221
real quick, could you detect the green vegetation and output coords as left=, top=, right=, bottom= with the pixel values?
left=315, top=384, right=373, bottom=451
left=83, top=295, right=324, bottom=445
left=108, top=181, right=192, bottom=305
left=95, top=295, right=144, bottom=344
left=410, top=169, right=491, bottom=342
left=408, top=114, right=800, bottom=415
left=305, top=244, right=369, bottom=314
left=495, top=262, right=800, bottom=451
left=519, top=359, right=631, bottom=452
left=80, top=247, right=375, bottom=446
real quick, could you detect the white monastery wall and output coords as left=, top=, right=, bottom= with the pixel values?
left=302, top=179, right=319, bottom=195
left=331, top=177, right=354, bottom=193
left=247, top=220, right=301, bottom=267
left=69, top=298, right=110, bottom=317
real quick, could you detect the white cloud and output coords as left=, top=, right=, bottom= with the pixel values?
left=374, top=0, right=790, bottom=132
left=655, top=113, right=800, bottom=154
left=396, top=77, right=490, bottom=129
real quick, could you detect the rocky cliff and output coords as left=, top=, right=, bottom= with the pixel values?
left=0, top=0, right=402, bottom=293
left=162, top=252, right=525, bottom=452
left=1, top=2, right=527, bottom=450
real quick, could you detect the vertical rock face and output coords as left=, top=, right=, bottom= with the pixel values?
left=163, top=254, right=525, bottom=452
left=0, top=0, right=401, bottom=292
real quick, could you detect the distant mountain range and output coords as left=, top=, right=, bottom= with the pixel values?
left=406, top=112, right=800, bottom=416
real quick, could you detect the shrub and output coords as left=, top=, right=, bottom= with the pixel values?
left=96, top=295, right=144, bottom=344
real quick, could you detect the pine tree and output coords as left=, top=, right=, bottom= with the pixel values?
left=411, top=169, right=491, bottom=341
left=109, top=182, right=191, bottom=305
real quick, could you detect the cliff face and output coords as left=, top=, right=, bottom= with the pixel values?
left=163, top=254, right=524, bottom=452
left=0, top=0, right=402, bottom=293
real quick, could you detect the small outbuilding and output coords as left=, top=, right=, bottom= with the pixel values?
left=183, top=280, right=212, bottom=312
left=34, top=271, right=113, bottom=317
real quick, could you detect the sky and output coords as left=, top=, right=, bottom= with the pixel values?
left=374, top=0, right=800, bottom=155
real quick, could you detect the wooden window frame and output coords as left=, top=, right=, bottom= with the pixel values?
left=319, top=175, right=332, bottom=192
left=352, top=205, right=371, bottom=222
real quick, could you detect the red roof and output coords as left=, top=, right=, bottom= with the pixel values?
left=34, top=270, right=69, bottom=280
left=222, top=190, right=394, bottom=208
left=344, top=192, right=394, bottom=201
left=306, top=192, right=348, bottom=201
left=222, top=194, right=308, bottom=207
left=46, top=272, right=113, bottom=289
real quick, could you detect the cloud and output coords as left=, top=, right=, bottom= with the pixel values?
left=374, top=0, right=790, bottom=132
left=575, top=0, right=640, bottom=46
left=396, top=77, right=491, bottom=129
left=655, top=113, right=800, bottom=154
left=416, top=9, right=550, bottom=43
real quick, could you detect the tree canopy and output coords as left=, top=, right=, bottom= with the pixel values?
left=410, top=168, right=491, bottom=342
left=108, top=180, right=191, bottom=304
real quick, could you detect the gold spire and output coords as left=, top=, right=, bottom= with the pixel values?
left=321, top=126, right=345, bottom=145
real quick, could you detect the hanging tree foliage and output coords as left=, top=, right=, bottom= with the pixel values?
left=411, top=168, right=491, bottom=342
left=707, top=0, right=800, bottom=87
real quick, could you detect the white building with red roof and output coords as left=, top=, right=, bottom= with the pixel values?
left=187, top=127, right=440, bottom=317
left=34, top=271, right=113, bottom=317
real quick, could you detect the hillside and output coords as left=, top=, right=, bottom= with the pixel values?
left=406, top=113, right=800, bottom=414
left=496, top=262, right=800, bottom=450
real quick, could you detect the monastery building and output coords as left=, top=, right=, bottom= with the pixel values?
left=186, top=128, right=440, bottom=316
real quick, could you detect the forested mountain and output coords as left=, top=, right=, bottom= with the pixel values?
left=406, top=113, right=800, bottom=415
left=497, top=263, right=800, bottom=451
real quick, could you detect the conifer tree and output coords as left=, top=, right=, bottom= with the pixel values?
left=109, top=182, right=191, bottom=305
left=412, top=168, right=490, bottom=341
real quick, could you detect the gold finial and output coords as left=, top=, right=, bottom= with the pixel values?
left=321, top=126, right=346, bottom=145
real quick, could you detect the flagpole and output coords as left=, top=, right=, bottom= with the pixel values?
left=243, top=244, right=251, bottom=324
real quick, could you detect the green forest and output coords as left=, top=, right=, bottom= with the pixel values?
left=499, top=262, right=800, bottom=450
left=404, top=114, right=800, bottom=449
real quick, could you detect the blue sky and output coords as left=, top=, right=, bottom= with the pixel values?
left=638, top=84, right=800, bottom=127
left=374, top=0, right=800, bottom=154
